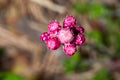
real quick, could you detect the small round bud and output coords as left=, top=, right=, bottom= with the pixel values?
left=75, top=34, right=85, bottom=45
left=48, top=20, right=61, bottom=35
left=63, top=16, right=76, bottom=28
left=46, top=37, right=60, bottom=50
left=40, top=32, right=50, bottom=41
left=63, top=43, right=76, bottom=56
left=76, top=26, right=84, bottom=33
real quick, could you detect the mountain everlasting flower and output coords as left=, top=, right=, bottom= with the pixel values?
left=40, top=15, right=85, bottom=56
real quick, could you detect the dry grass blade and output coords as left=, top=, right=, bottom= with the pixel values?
left=28, top=2, right=48, bottom=23
left=28, top=21, right=47, bottom=32
left=0, top=26, right=62, bottom=78
left=0, top=26, right=41, bottom=52
left=31, top=0, right=66, bottom=14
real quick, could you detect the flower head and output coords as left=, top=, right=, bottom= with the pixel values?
left=57, top=28, right=74, bottom=43
left=40, top=15, right=85, bottom=56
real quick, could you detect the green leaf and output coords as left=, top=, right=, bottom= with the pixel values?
left=88, top=2, right=108, bottom=18
left=87, top=30, right=103, bottom=46
left=73, top=2, right=109, bottom=18
left=63, top=52, right=81, bottom=73
left=78, top=60, right=90, bottom=71
left=92, top=68, right=110, bottom=80
left=73, top=2, right=89, bottom=14
left=0, top=72, right=24, bottom=80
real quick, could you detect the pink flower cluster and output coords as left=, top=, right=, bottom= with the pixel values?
left=40, top=15, right=85, bottom=56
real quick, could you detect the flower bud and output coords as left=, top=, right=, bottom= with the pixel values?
left=40, top=32, right=50, bottom=41
left=63, top=16, right=76, bottom=28
left=76, top=26, right=84, bottom=33
left=63, top=43, right=76, bottom=56
left=46, top=37, right=60, bottom=50
left=75, top=34, right=85, bottom=45
left=48, top=20, right=61, bottom=35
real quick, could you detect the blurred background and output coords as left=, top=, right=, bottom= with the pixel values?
left=0, top=0, right=120, bottom=80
